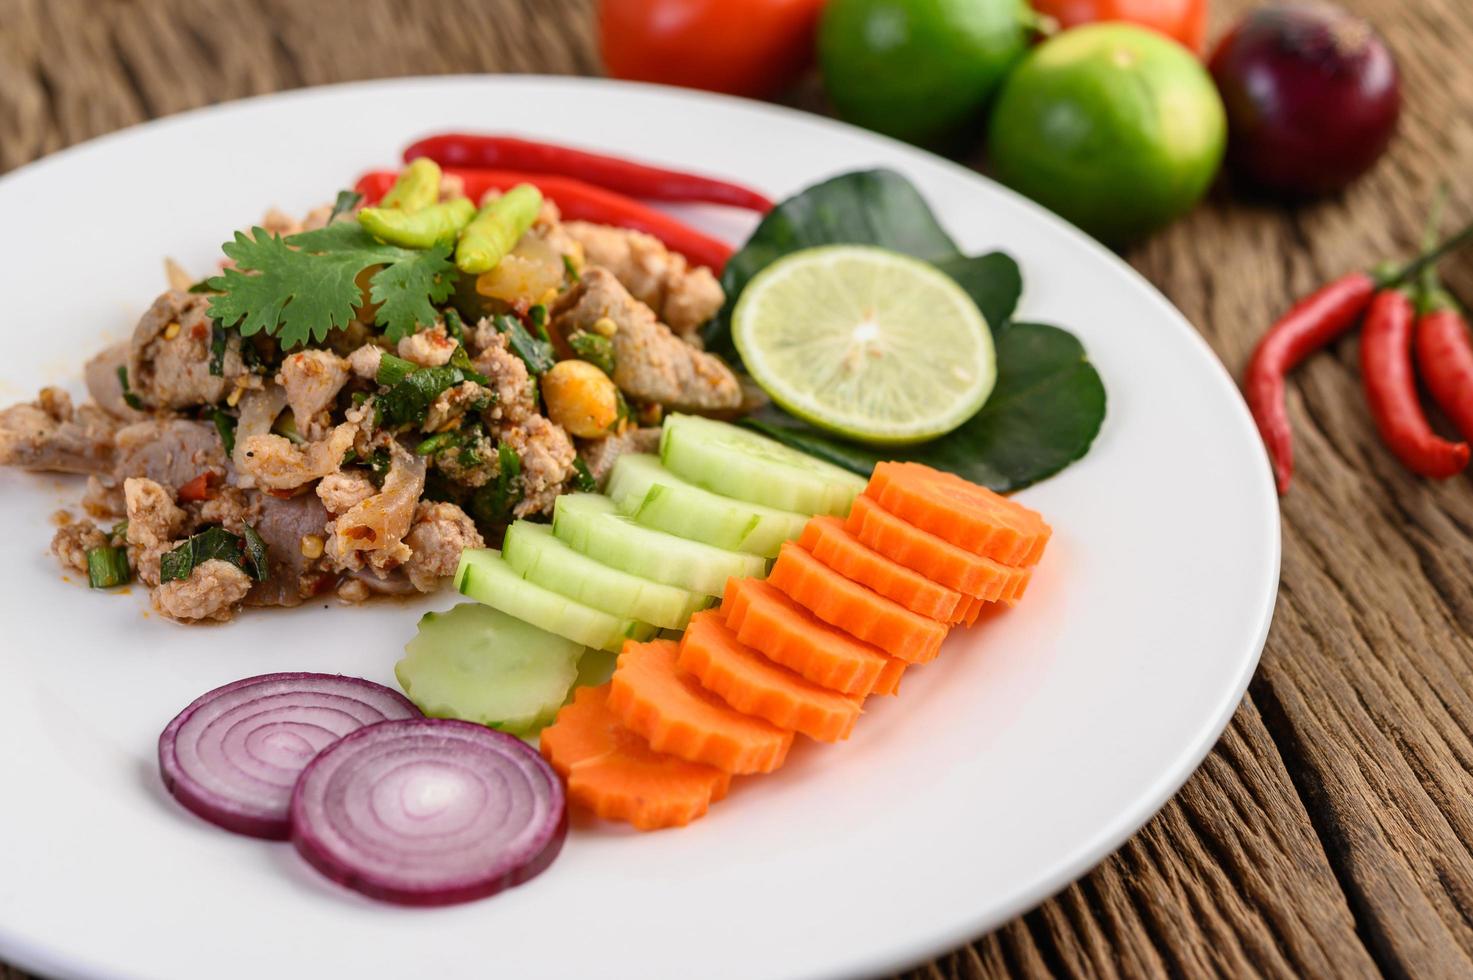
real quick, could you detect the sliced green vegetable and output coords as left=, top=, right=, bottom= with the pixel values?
left=569, top=332, right=616, bottom=375
left=376, top=352, right=418, bottom=387
left=359, top=197, right=476, bottom=250
left=455, top=183, right=543, bottom=274
left=379, top=159, right=441, bottom=213
left=86, top=546, right=131, bottom=589
left=494, top=314, right=555, bottom=375
left=414, top=431, right=462, bottom=456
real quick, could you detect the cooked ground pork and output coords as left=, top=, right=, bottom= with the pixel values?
left=397, top=325, right=456, bottom=367
left=563, top=222, right=724, bottom=340
left=278, top=350, right=350, bottom=438
left=316, top=470, right=378, bottom=515
left=404, top=501, right=484, bottom=591
left=153, top=559, right=253, bottom=622
left=51, top=520, right=110, bottom=574
left=503, top=415, right=576, bottom=517
left=124, top=477, right=187, bottom=586
left=470, top=327, right=538, bottom=426
left=552, top=268, right=741, bottom=412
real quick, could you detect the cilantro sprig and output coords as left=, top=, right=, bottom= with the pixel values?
left=205, top=223, right=456, bottom=350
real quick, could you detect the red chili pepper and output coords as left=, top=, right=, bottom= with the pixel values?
left=403, top=133, right=774, bottom=212
left=1244, top=272, right=1378, bottom=493
left=1414, top=289, right=1473, bottom=440
left=354, top=168, right=733, bottom=273
left=1361, top=287, right=1469, bottom=478
left=177, top=472, right=217, bottom=503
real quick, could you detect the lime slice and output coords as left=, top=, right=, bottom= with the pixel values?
left=732, top=245, right=995, bottom=445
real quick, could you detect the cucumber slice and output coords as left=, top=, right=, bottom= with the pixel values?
left=659, top=413, right=866, bottom=516
left=395, top=603, right=582, bottom=735
left=456, top=548, right=655, bottom=652
left=607, top=454, right=809, bottom=558
left=552, top=493, right=766, bottom=596
left=503, top=520, right=709, bottom=630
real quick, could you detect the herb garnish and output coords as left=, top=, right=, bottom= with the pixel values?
left=569, top=332, right=615, bottom=375
left=86, top=547, right=131, bottom=589
left=571, top=456, right=598, bottom=492
left=117, top=365, right=143, bottom=410
left=493, top=314, right=555, bottom=375
left=159, top=526, right=270, bottom=584
left=327, top=189, right=364, bottom=224
left=378, top=365, right=469, bottom=429
left=210, top=408, right=236, bottom=455
left=470, top=444, right=522, bottom=528
left=208, top=321, right=228, bottom=377
left=205, top=223, right=456, bottom=349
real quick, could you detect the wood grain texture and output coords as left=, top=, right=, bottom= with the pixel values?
left=3, top=0, right=1473, bottom=978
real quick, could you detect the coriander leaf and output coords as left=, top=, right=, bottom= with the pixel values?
left=494, top=314, right=555, bottom=375
left=742, top=323, right=1105, bottom=492
left=370, top=243, right=457, bottom=342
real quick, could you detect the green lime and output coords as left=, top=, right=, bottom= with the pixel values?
left=987, top=23, right=1226, bottom=244
left=732, top=245, right=995, bottom=446
left=819, top=0, right=1031, bottom=146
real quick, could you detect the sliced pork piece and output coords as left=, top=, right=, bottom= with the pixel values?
left=278, top=350, right=350, bottom=438
left=244, top=490, right=332, bottom=608
left=577, top=427, right=662, bottom=486
left=404, top=501, right=485, bottom=591
left=115, top=419, right=226, bottom=490
left=565, top=222, right=724, bottom=339
left=127, top=290, right=245, bottom=410
left=551, top=268, right=741, bottom=413
left=235, top=423, right=355, bottom=492
left=84, top=344, right=146, bottom=420
left=326, top=443, right=426, bottom=575
left=0, top=388, right=118, bottom=474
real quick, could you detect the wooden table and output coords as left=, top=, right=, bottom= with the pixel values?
left=4, top=0, right=1472, bottom=976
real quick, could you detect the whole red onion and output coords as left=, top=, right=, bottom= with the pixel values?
left=1209, top=2, right=1401, bottom=197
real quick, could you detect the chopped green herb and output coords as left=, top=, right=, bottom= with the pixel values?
left=529, top=304, right=550, bottom=340
left=443, top=307, right=465, bottom=343
left=86, top=546, right=131, bottom=589
left=376, top=352, right=418, bottom=387
left=241, top=525, right=270, bottom=581
left=210, top=408, right=236, bottom=456
left=208, top=320, right=228, bottom=377
left=571, top=456, right=598, bottom=492
left=470, top=443, right=522, bottom=529
left=377, top=365, right=467, bottom=429
left=562, top=255, right=581, bottom=283
left=350, top=391, right=369, bottom=407
left=612, top=389, right=632, bottom=431
left=493, top=314, right=555, bottom=375
left=448, top=344, right=490, bottom=385
left=117, top=365, right=143, bottom=410
left=187, top=280, right=217, bottom=294
left=367, top=447, right=392, bottom=482
left=159, top=527, right=256, bottom=583
left=205, top=222, right=457, bottom=349
left=272, top=410, right=307, bottom=445
left=328, top=189, right=364, bottom=224
left=415, top=430, right=463, bottom=456
left=569, top=332, right=616, bottom=375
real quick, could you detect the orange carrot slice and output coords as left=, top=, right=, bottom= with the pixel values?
left=721, top=577, right=893, bottom=697
left=799, top=516, right=963, bottom=622
left=846, top=495, right=1031, bottom=601
left=609, top=639, right=793, bottom=775
left=767, top=542, right=948, bottom=663
left=873, top=656, right=906, bottom=696
left=541, top=684, right=730, bottom=831
left=865, top=462, right=1051, bottom=566
left=678, top=611, right=862, bottom=742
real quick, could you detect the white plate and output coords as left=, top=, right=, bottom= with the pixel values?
left=0, top=77, right=1279, bottom=980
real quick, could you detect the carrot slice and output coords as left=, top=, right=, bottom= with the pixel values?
left=540, top=684, right=730, bottom=831
left=799, top=516, right=963, bottom=622
left=873, top=656, right=906, bottom=696
left=678, top=611, right=862, bottom=743
left=721, top=577, right=894, bottom=697
left=767, top=542, right=948, bottom=663
left=865, top=462, right=1051, bottom=567
left=846, top=495, right=1031, bottom=601
left=609, top=639, right=793, bottom=775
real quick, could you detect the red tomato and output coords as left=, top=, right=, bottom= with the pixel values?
left=1030, top=0, right=1209, bottom=53
left=598, top=0, right=827, bottom=99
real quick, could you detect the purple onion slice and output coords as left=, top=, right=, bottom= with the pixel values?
left=158, top=672, right=421, bottom=840
left=290, top=718, right=567, bottom=906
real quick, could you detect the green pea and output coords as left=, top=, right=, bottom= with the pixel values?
left=455, top=184, right=543, bottom=275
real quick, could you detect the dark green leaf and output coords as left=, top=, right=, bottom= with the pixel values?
left=571, top=456, right=597, bottom=492
left=470, top=443, right=523, bottom=529
left=210, top=408, right=236, bottom=456
left=86, top=547, right=131, bottom=589
left=935, top=252, right=1023, bottom=332
left=208, top=321, right=228, bottom=377
left=378, top=365, right=465, bottom=429
left=568, top=332, right=616, bottom=375
left=494, top=314, right=555, bottom=375
left=159, top=527, right=247, bottom=583
left=448, top=344, right=490, bottom=385
left=241, top=525, right=270, bottom=582
left=328, top=189, right=363, bottom=224
left=743, top=323, right=1105, bottom=493
left=443, top=307, right=465, bottom=343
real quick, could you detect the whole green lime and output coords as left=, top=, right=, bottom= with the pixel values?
left=987, top=23, right=1226, bottom=244
left=820, top=0, right=1031, bottom=146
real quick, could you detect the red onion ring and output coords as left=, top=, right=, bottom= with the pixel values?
left=158, top=672, right=421, bottom=840
left=290, top=718, right=567, bottom=906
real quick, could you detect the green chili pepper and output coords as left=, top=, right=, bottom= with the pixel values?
left=359, top=197, right=475, bottom=249
left=455, top=184, right=543, bottom=275
left=379, top=158, right=441, bottom=213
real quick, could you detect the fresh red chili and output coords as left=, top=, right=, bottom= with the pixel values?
left=1414, top=288, right=1473, bottom=444
left=403, top=133, right=775, bottom=212
left=354, top=168, right=734, bottom=273
left=177, top=472, right=217, bottom=503
left=1361, top=287, right=1469, bottom=478
left=1244, top=272, right=1378, bottom=493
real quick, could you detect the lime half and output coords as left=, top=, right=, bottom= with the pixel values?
left=732, top=245, right=996, bottom=445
